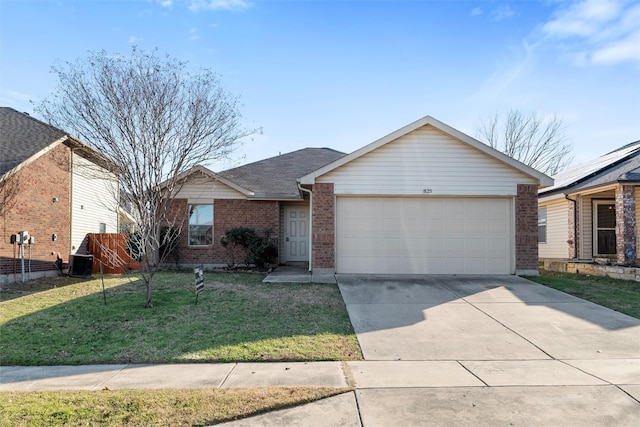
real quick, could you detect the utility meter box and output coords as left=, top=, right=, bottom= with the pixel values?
left=14, top=231, right=30, bottom=244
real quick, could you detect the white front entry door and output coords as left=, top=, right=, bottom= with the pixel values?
left=285, top=206, right=309, bottom=262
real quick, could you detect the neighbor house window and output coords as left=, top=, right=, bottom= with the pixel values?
left=189, top=204, right=213, bottom=246
left=99, top=223, right=106, bottom=233
left=538, top=207, right=547, bottom=244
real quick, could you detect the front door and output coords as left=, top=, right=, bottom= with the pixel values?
left=285, top=206, right=309, bottom=262
left=593, top=200, right=616, bottom=256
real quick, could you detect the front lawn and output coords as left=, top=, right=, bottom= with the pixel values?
left=0, top=387, right=349, bottom=426
left=527, top=269, right=640, bottom=319
left=0, top=272, right=362, bottom=365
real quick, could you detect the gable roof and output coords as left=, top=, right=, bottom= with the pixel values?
left=0, top=106, right=117, bottom=177
left=539, top=140, right=640, bottom=196
left=218, top=147, right=346, bottom=199
left=0, top=107, right=68, bottom=176
left=300, top=115, right=554, bottom=186
left=173, top=165, right=255, bottom=197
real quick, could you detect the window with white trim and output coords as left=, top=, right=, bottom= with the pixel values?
left=189, top=204, right=213, bottom=246
left=538, top=207, right=547, bottom=244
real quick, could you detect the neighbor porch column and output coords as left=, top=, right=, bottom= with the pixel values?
left=615, top=184, right=636, bottom=265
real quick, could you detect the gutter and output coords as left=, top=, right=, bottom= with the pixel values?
left=297, top=182, right=313, bottom=272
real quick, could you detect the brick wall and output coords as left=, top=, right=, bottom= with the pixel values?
left=311, top=183, right=335, bottom=269
left=615, top=184, right=636, bottom=265
left=1, top=143, right=71, bottom=277
left=515, top=184, right=539, bottom=274
left=166, top=198, right=280, bottom=267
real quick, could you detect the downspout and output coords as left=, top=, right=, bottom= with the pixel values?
left=297, top=182, right=313, bottom=272
left=565, top=194, right=578, bottom=259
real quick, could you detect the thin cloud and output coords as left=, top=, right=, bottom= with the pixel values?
left=154, top=0, right=250, bottom=12
left=490, top=4, right=515, bottom=21
left=541, top=0, right=639, bottom=65
left=592, top=30, right=640, bottom=64
left=471, top=7, right=483, bottom=16
left=472, top=41, right=536, bottom=103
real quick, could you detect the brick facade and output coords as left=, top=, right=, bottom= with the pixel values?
left=166, top=198, right=280, bottom=267
left=515, top=184, right=539, bottom=274
left=1, top=144, right=72, bottom=281
left=311, top=183, right=335, bottom=269
left=615, top=184, right=636, bottom=265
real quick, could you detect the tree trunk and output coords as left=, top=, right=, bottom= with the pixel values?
left=144, top=275, right=153, bottom=308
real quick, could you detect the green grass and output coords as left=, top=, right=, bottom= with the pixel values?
left=527, top=269, right=640, bottom=319
left=0, top=387, right=350, bottom=426
left=0, top=271, right=362, bottom=365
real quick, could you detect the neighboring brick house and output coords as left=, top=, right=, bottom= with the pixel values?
left=0, top=107, right=119, bottom=284
left=167, top=115, right=552, bottom=276
left=538, top=141, right=640, bottom=268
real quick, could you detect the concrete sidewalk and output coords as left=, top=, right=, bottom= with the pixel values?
left=2, top=359, right=640, bottom=426
left=3, top=359, right=639, bottom=391
left=0, top=362, right=348, bottom=391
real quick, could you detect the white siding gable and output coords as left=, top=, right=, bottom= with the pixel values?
left=317, top=126, right=537, bottom=196
left=176, top=174, right=245, bottom=203
left=71, top=153, right=119, bottom=253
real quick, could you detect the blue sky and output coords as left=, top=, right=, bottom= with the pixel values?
left=1, top=0, right=639, bottom=171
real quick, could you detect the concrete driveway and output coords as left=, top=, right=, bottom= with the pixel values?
left=335, top=274, right=640, bottom=426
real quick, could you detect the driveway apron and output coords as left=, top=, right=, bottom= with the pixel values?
left=336, top=274, right=640, bottom=361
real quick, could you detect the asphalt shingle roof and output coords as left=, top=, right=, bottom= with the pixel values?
left=540, top=140, right=640, bottom=195
left=219, top=147, right=346, bottom=198
left=0, top=107, right=67, bottom=176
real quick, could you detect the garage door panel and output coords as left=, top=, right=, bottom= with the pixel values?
left=489, top=218, right=509, bottom=234
left=466, top=219, right=487, bottom=236
left=445, top=219, right=466, bottom=235
left=336, top=197, right=512, bottom=274
left=425, top=200, right=445, bottom=216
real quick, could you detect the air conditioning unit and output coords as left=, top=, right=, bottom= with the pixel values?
left=69, top=254, right=94, bottom=277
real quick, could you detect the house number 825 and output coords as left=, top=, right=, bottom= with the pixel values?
left=423, top=188, right=433, bottom=194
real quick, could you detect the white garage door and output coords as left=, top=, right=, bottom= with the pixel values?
left=336, top=197, right=512, bottom=274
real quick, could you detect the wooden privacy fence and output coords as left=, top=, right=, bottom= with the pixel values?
left=87, top=233, right=143, bottom=274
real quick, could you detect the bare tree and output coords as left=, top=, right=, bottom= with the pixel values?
left=477, top=109, right=573, bottom=176
left=0, top=171, right=21, bottom=218
left=37, top=48, right=250, bottom=307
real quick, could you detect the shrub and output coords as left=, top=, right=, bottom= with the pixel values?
left=220, top=227, right=277, bottom=269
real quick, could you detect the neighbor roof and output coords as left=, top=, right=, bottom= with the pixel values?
left=218, top=147, right=346, bottom=198
left=539, top=140, right=640, bottom=196
left=0, top=106, right=119, bottom=177
left=300, top=115, right=554, bottom=186
left=0, top=107, right=67, bottom=175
